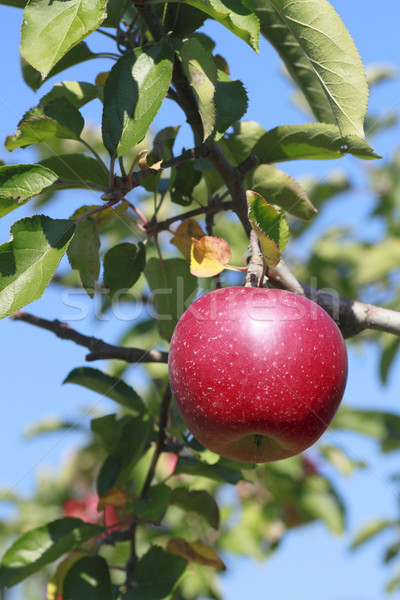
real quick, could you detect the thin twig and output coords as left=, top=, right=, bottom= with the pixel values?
left=141, top=384, right=172, bottom=496
left=10, top=311, right=168, bottom=363
left=125, top=383, right=173, bottom=588
left=146, top=200, right=234, bottom=234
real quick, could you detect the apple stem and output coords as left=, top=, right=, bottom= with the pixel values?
left=245, top=230, right=266, bottom=288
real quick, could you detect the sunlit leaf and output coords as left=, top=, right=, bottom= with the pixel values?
left=247, top=164, right=317, bottom=221
left=20, top=0, right=107, bottom=77
left=184, top=0, right=259, bottom=52
left=190, top=236, right=233, bottom=277
left=352, top=520, right=395, bottom=550
left=21, top=43, right=97, bottom=91
left=39, top=81, right=97, bottom=109
left=171, top=219, right=206, bottom=262
left=5, top=98, right=84, bottom=151
left=0, top=216, right=75, bottom=319
left=180, top=37, right=217, bottom=141
left=102, top=40, right=174, bottom=157
left=253, top=123, right=380, bottom=163
left=64, top=367, right=146, bottom=414
left=250, top=0, right=368, bottom=137
left=247, top=191, right=289, bottom=267
left=0, top=164, right=58, bottom=217
left=0, top=518, right=102, bottom=587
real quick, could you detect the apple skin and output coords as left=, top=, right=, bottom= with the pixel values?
left=168, top=286, right=348, bottom=463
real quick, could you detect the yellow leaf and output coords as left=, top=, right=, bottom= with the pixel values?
left=97, top=488, right=128, bottom=511
left=166, top=538, right=226, bottom=570
left=171, top=219, right=205, bottom=262
left=190, top=236, right=232, bottom=277
left=95, top=71, right=109, bottom=87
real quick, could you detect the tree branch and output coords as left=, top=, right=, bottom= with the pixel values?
left=141, top=384, right=172, bottom=496
left=10, top=311, right=168, bottom=363
left=267, top=261, right=400, bottom=338
left=146, top=200, right=234, bottom=235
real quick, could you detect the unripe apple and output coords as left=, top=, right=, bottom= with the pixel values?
left=168, top=287, right=347, bottom=463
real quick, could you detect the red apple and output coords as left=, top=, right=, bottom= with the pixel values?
left=168, top=287, right=347, bottom=463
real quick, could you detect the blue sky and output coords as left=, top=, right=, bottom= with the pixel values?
left=0, top=2, right=400, bottom=599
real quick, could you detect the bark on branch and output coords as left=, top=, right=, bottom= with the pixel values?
left=10, top=311, right=168, bottom=363
left=267, top=261, right=400, bottom=339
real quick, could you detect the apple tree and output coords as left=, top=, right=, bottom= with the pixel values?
left=0, top=0, right=400, bottom=598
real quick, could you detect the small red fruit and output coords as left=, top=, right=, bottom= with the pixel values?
left=168, top=287, right=347, bottom=463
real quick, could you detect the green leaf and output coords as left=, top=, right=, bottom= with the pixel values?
left=252, top=123, right=380, bottom=163
left=174, top=457, right=245, bottom=484
left=171, top=162, right=202, bottom=206
left=103, top=242, right=146, bottom=297
left=39, top=81, right=98, bottom=109
left=247, top=164, right=317, bottom=221
left=38, top=154, right=108, bottom=188
left=21, top=43, right=97, bottom=91
left=212, top=71, right=248, bottom=141
left=91, top=414, right=122, bottom=454
left=64, top=367, right=146, bottom=414
left=67, top=218, right=100, bottom=297
left=219, top=120, right=266, bottom=165
left=352, top=520, right=395, bottom=550
left=247, top=190, right=289, bottom=267
left=184, top=0, right=259, bottom=52
left=379, top=333, right=400, bottom=385
left=250, top=0, right=368, bottom=137
left=180, top=37, right=217, bottom=141
left=122, top=546, right=187, bottom=600
left=102, top=40, right=174, bottom=157
left=170, top=487, right=220, bottom=529
left=0, top=164, right=59, bottom=218
left=303, top=172, right=350, bottom=210
left=20, top=0, right=108, bottom=77
left=131, top=483, right=172, bottom=524
left=0, top=216, right=75, bottom=319
left=0, top=518, right=102, bottom=588
left=5, top=98, right=85, bottom=151
left=299, top=476, right=345, bottom=534
left=162, top=3, right=208, bottom=38
left=0, top=1, right=26, bottom=7
left=144, top=258, right=198, bottom=341
left=63, top=556, right=113, bottom=600
left=333, top=406, right=400, bottom=453
left=102, top=0, right=135, bottom=28
left=96, top=416, right=153, bottom=494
